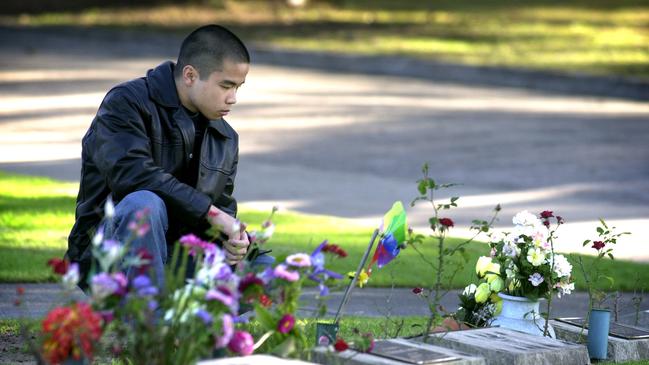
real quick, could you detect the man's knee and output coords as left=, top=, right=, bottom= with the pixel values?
left=115, top=190, right=168, bottom=229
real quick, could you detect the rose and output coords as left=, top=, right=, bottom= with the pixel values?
left=439, top=218, right=454, bottom=228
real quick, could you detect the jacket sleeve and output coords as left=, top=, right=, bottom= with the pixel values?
left=219, top=147, right=238, bottom=218
left=87, top=86, right=212, bottom=222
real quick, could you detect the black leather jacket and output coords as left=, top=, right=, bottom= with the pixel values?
left=67, top=61, right=239, bottom=271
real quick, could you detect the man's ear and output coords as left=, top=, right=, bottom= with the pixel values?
left=182, top=65, right=199, bottom=86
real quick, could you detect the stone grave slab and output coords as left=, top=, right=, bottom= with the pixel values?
left=198, top=354, right=317, bottom=364
left=420, top=327, right=589, bottom=365
left=312, top=338, right=485, bottom=365
left=552, top=319, right=649, bottom=363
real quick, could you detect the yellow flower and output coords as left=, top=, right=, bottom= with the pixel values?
left=490, top=293, right=503, bottom=315
left=476, top=256, right=493, bottom=277
left=526, top=247, right=546, bottom=266
left=489, top=276, right=504, bottom=292
left=347, top=270, right=370, bottom=288
left=475, top=283, right=491, bottom=303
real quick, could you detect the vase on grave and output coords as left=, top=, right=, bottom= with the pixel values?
left=586, top=308, right=610, bottom=360
left=491, top=293, right=555, bottom=338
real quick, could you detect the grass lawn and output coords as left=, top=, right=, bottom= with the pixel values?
left=1, top=170, right=649, bottom=291
left=1, top=0, right=647, bottom=79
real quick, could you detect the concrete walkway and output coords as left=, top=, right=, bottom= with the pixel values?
left=3, top=284, right=649, bottom=325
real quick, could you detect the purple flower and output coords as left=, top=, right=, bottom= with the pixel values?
left=273, top=264, right=299, bottom=282
left=196, top=308, right=213, bottom=326
left=132, top=275, right=158, bottom=296
left=277, top=314, right=295, bottom=334
left=91, top=273, right=119, bottom=300
left=215, top=314, right=234, bottom=348
left=148, top=300, right=158, bottom=311
left=308, top=240, right=344, bottom=295
left=206, top=286, right=238, bottom=314
left=228, top=331, right=254, bottom=356
left=180, top=234, right=217, bottom=257
left=528, top=273, right=544, bottom=287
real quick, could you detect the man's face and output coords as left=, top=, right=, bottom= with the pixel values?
left=186, top=59, right=249, bottom=120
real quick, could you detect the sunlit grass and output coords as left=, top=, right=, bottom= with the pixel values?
left=1, top=170, right=649, bottom=291
left=1, top=1, right=647, bottom=78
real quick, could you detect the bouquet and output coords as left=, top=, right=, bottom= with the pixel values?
left=34, top=202, right=345, bottom=364
left=483, top=210, right=574, bottom=301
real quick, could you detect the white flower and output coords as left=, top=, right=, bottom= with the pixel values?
left=489, top=231, right=506, bottom=244
left=489, top=276, right=504, bottom=292
left=528, top=273, right=544, bottom=287
left=92, top=227, right=104, bottom=247
left=505, top=266, right=517, bottom=280
left=104, top=196, right=115, bottom=219
left=512, top=210, right=541, bottom=227
left=556, top=282, right=575, bottom=298
left=286, top=253, right=312, bottom=267
left=62, top=263, right=79, bottom=290
left=463, top=283, right=477, bottom=296
left=527, top=247, right=546, bottom=266
left=260, top=223, right=275, bottom=240
left=552, top=254, right=572, bottom=278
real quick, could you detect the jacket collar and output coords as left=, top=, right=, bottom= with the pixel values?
left=147, top=61, right=231, bottom=138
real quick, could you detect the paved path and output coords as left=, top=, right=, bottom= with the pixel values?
left=1, top=25, right=649, bottom=262
left=3, top=284, right=649, bottom=325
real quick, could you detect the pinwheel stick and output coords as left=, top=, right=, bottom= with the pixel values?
left=334, top=228, right=379, bottom=324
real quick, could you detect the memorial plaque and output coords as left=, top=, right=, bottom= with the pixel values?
left=556, top=317, right=649, bottom=340
left=371, top=340, right=459, bottom=364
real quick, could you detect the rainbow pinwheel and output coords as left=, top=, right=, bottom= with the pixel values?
left=368, top=201, right=408, bottom=272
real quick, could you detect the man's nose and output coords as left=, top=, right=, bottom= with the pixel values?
left=226, top=90, right=237, bottom=105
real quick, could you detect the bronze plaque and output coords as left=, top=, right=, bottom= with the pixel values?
left=371, top=340, right=459, bottom=364
left=556, top=317, right=649, bottom=340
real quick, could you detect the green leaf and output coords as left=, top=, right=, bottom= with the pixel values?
left=272, top=336, right=296, bottom=357
left=596, top=227, right=604, bottom=234
left=417, top=180, right=427, bottom=195
left=582, top=239, right=591, bottom=247
left=428, top=178, right=437, bottom=189
left=254, top=304, right=277, bottom=329
left=608, top=253, right=615, bottom=260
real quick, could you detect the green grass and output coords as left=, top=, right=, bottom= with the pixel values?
left=1, top=170, right=649, bottom=292
left=1, top=0, right=647, bottom=79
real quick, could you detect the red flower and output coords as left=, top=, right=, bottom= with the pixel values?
left=592, top=241, right=606, bottom=250
left=16, top=286, right=24, bottom=296
left=322, top=243, right=348, bottom=258
left=540, top=211, right=554, bottom=219
left=412, top=287, right=424, bottom=295
left=228, top=331, right=254, bottom=356
left=439, top=218, right=454, bottom=228
left=277, top=314, right=295, bottom=334
left=334, top=338, right=349, bottom=352
left=542, top=220, right=550, bottom=228
left=47, top=258, right=69, bottom=275
left=259, top=294, right=272, bottom=307
left=42, top=302, right=103, bottom=364
left=556, top=216, right=564, bottom=224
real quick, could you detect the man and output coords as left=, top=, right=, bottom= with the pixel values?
left=67, top=24, right=256, bottom=290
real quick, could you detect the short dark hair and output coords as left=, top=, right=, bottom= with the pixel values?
left=174, top=24, right=250, bottom=80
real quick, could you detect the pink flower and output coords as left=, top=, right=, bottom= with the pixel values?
left=215, top=314, right=234, bottom=348
left=273, top=264, right=300, bottom=282
left=286, top=253, right=312, bottom=267
left=412, top=287, right=423, bottom=295
left=206, top=286, right=238, bottom=314
left=277, top=314, right=295, bottom=334
left=592, top=241, right=606, bottom=250
left=179, top=234, right=216, bottom=256
left=439, top=218, right=454, bottom=228
left=228, top=331, right=254, bottom=356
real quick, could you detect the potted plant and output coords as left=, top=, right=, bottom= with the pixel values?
left=485, top=210, right=574, bottom=337
left=575, top=219, right=630, bottom=360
